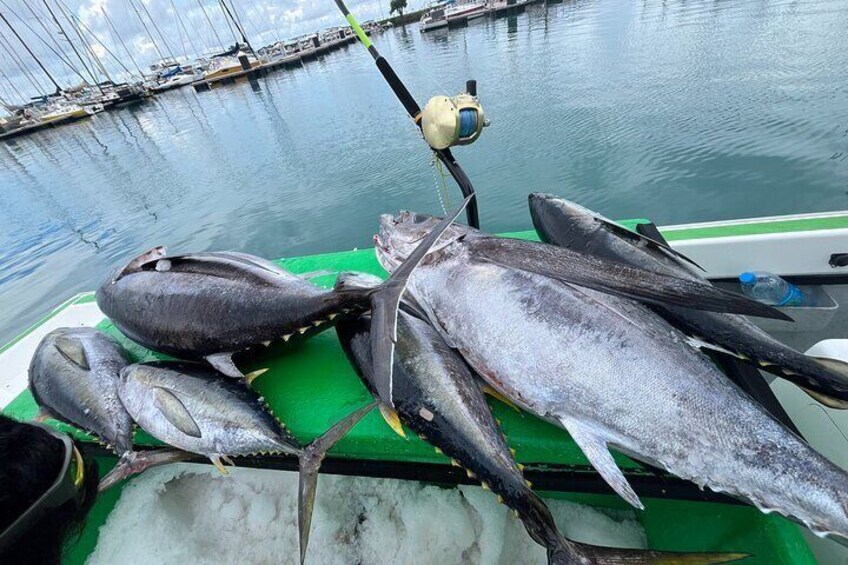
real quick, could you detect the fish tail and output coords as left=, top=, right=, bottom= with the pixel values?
left=799, top=356, right=848, bottom=409
left=520, top=495, right=748, bottom=565
left=365, top=196, right=472, bottom=406
left=296, top=402, right=376, bottom=564
left=570, top=542, right=750, bottom=565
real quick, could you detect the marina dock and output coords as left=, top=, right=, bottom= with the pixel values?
left=0, top=0, right=553, bottom=142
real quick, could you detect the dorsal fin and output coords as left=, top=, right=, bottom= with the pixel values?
left=114, top=246, right=167, bottom=282
left=53, top=336, right=89, bottom=370
left=153, top=386, right=202, bottom=438
left=155, top=252, right=301, bottom=287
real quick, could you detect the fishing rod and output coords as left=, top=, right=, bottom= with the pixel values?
left=331, top=0, right=486, bottom=228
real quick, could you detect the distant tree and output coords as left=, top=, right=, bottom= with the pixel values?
left=390, top=0, right=408, bottom=16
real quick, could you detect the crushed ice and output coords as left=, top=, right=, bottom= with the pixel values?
left=87, top=464, right=646, bottom=565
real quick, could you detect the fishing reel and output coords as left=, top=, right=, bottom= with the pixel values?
left=420, top=80, right=489, bottom=150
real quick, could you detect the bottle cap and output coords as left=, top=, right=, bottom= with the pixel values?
left=739, top=272, right=756, bottom=285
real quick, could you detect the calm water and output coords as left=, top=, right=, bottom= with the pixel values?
left=2, top=0, right=848, bottom=344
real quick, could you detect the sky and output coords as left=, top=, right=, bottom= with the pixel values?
left=0, top=0, right=425, bottom=104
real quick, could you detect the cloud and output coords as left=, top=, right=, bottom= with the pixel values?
left=0, top=0, right=410, bottom=103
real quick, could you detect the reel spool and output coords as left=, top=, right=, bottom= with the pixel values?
left=421, top=80, right=489, bottom=150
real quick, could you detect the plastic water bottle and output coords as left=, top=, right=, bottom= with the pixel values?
left=739, top=271, right=806, bottom=307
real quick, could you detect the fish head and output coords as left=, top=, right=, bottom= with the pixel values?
left=375, top=210, right=469, bottom=272
left=529, top=193, right=598, bottom=237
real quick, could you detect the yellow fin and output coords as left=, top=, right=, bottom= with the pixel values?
left=802, top=387, right=848, bottom=410
left=379, top=404, right=406, bottom=438
left=244, top=368, right=269, bottom=385
left=482, top=385, right=520, bottom=412
left=211, top=456, right=229, bottom=476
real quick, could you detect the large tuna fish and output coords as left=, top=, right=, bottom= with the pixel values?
left=528, top=192, right=848, bottom=408
left=97, top=199, right=471, bottom=381
left=118, top=361, right=374, bottom=564
left=373, top=213, right=848, bottom=542
left=336, top=305, right=745, bottom=564
left=29, top=327, right=192, bottom=491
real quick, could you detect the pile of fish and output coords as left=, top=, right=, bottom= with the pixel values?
left=26, top=194, right=848, bottom=564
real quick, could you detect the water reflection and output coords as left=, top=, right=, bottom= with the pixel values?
left=1, top=0, right=847, bottom=345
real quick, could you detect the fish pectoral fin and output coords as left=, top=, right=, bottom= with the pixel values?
left=53, top=336, right=90, bottom=370
left=153, top=386, right=202, bottom=438
left=370, top=196, right=472, bottom=406
left=34, top=406, right=58, bottom=423
left=481, top=384, right=520, bottom=412
left=205, top=352, right=244, bottom=379
left=683, top=336, right=741, bottom=358
left=297, top=269, right=337, bottom=281
left=469, top=238, right=791, bottom=321
left=99, top=448, right=193, bottom=492
left=594, top=216, right=705, bottom=272
left=378, top=403, right=407, bottom=438
left=563, top=419, right=644, bottom=510
left=297, top=402, right=376, bottom=565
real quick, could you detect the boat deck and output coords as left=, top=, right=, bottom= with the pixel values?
left=6, top=213, right=848, bottom=563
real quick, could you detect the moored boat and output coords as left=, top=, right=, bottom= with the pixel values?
left=421, top=0, right=489, bottom=32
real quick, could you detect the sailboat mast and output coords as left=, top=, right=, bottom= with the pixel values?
left=217, top=0, right=240, bottom=46
left=0, top=10, right=62, bottom=91
left=10, top=0, right=88, bottom=83
left=171, top=0, right=199, bottom=61
left=0, top=28, right=47, bottom=95
left=102, top=6, right=145, bottom=79
left=127, top=0, right=166, bottom=63
left=58, top=1, right=112, bottom=84
left=218, top=0, right=250, bottom=51
left=197, top=0, right=225, bottom=52
left=41, top=0, right=102, bottom=93
left=137, top=0, right=177, bottom=61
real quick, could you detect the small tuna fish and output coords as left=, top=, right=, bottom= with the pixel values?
left=118, top=361, right=374, bottom=564
left=29, top=327, right=192, bottom=491
left=375, top=212, right=848, bottom=543
left=29, top=327, right=133, bottom=453
left=96, top=199, right=471, bottom=383
left=337, top=307, right=746, bottom=565
left=528, top=192, right=848, bottom=408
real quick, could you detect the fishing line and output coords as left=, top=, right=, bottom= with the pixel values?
left=331, top=0, right=480, bottom=228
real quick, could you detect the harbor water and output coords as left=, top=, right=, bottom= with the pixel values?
left=2, top=0, right=847, bottom=345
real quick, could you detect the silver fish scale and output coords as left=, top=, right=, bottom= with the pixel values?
left=397, top=243, right=848, bottom=539
left=119, top=364, right=296, bottom=457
